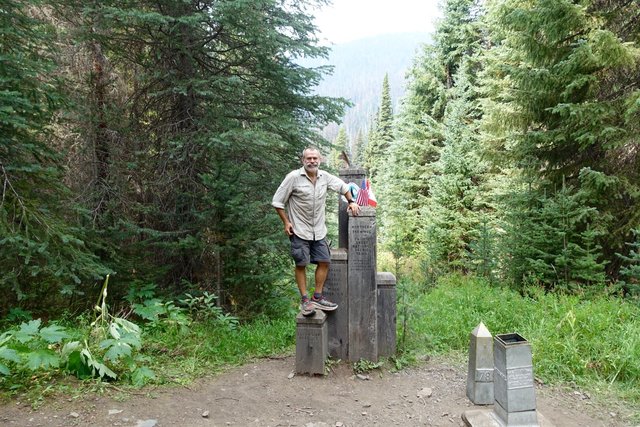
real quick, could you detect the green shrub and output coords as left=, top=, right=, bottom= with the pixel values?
left=407, top=274, right=640, bottom=400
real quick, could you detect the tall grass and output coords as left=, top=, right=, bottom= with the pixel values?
left=142, top=316, right=296, bottom=382
left=402, top=274, right=640, bottom=401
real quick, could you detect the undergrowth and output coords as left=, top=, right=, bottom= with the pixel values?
left=398, top=274, right=640, bottom=405
left=0, top=277, right=296, bottom=405
left=3, top=272, right=639, bottom=416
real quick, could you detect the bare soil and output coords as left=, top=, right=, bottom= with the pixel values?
left=0, top=356, right=637, bottom=427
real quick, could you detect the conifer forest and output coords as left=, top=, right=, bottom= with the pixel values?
left=1, top=0, right=639, bottom=321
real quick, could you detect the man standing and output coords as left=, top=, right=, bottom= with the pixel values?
left=272, top=147, right=360, bottom=316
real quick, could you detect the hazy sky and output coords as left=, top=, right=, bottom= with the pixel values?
left=313, top=0, right=442, bottom=44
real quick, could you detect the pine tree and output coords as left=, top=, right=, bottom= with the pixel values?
left=615, top=228, right=640, bottom=298
left=50, top=0, right=345, bottom=312
left=363, top=73, right=394, bottom=183
left=0, top=1, right=108, bottom=315
left=421, top=57, right=489, bottom=272
left=501, top=177, right=606, bottom=289
left=484, top=0, right=640, bottom=280
left=379, top=0, right=488, bottom=270
left=352, top=130, right=366, bottom=166
left=329, top=126, right=350, bottom=169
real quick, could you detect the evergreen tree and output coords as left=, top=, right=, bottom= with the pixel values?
left=421, top=57, right=489, bottom=272
left=501, top=177, right=606, bottom=289
left=467, top=216, right=498, bottom=282
left=363, top=73, right=394, bottom=182
left=0, top=1, right=108, bottom=315
left=51, top=0, right=344, bottom=312
left=616, top=228, right=640, bottom=298
left=352, top=130, right=366, bottom=167
left=329, top=126, right=350, bottom=169
left=379, top=0, right=487, bottom=269
left=484, top=0, right=640, bottom=280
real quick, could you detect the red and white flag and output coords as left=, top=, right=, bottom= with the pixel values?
left=356, top=179, right=377, bottom=208
left=367, top=179, right=377, bottom=207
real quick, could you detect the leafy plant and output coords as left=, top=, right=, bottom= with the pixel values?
left=2, top=308, right=33, bottom=325
left=61, top=275, right=154, bottom=384
left=324, top=356, right=341, bottom=375
left=125, top=283, right=159, bottom=305
left=0, top=319, right=70, bottom=376
left=180, top=292, right=222, bottom=320
left=352, top=358, right=383, bottom=375
left=133, top=299, right=190, bottom=332
left=179, top=292, right=239, bottom=330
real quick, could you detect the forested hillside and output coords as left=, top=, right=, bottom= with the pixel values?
left=303, top=33, right=430, bottom=141
left=1, top=0, right=639, bottom=319
left=0, top=0, right=344, bottom=317
left=1, top=0, right=640, bottom=405
left=371, top=0, right=640, bottom=295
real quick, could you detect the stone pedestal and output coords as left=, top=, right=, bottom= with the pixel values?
left=467, top=322, right=494, bottom=405
left=347, top=206, right=377, bottom=361
left=493, top=333, right=538, bottom=425
left=338, top=168, right=366, bottom=248
left=376, top=272, right=396, bottom=357
left=295, top=310, right=328, bottom=375
left=462, top=409, right=554, bottom=427
left=324, top=249, right=349, bottom=360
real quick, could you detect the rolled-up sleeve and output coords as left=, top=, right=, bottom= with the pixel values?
left=272, top=171, right=294, bottom=209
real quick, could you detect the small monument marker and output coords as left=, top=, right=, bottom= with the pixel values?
left=462, top=333, right=555, bottom=427
left=493, top=333, right=538, bottom=425
left=466, top=322, right=494, bottom=405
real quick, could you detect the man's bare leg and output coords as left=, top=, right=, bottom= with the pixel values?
left=311, top=262, right=337, bottom=311
left=295, top=265, right=307, bottom=297
left=295, top=265, right=316, bottom=316
left=313, top=262, right=330, bottom=294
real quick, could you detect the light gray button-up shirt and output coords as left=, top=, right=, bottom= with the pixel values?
left=272, top=167, right=349, bottom=241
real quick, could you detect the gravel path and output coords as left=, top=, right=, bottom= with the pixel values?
left=0, top=356, right=636, bottom=427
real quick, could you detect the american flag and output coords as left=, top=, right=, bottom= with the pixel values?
left=356, top=179, right=369, bottom=206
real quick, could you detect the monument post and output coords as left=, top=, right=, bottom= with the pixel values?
left=347, top=206, right=378, bottom=361
left=493, top=333, right=538, bottom=425
left=466, top=322, right=494, bottom=405
left=338, top=168, right=366, bottom=249
left=323, top=248, right=349, bottom=360
left=376, top=272, right=396, bottom=357
left=295, top=310, right=328, bottom=375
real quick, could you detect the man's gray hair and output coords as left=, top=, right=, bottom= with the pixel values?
left=301, top=146, right=322, bottom=159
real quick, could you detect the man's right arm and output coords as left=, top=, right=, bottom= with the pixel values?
left=275, top=208, right=294, bottom=236
left=272, top=172, right=295, bottom=236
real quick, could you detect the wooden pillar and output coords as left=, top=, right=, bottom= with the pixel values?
left=338, top=167, right=366, bottom=249
left=376, top=272, right=396, bottom=357
left=324, top=249, right=349, bottom=360
left=295, top=310, right=328, bottom=375
left=347, top=206, right=377, bottom=361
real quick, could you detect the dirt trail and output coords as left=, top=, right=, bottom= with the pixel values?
left=0, top=356, right=636, bottom=427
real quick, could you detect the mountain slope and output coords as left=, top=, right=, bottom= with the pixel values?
left=305, top=33, right=431, bottom=141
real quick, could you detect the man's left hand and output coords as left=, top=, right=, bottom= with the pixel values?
left=348, top=202, right=360, bottom=216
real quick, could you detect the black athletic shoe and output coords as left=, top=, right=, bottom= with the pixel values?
left=311, top=296, right=338, bottom=311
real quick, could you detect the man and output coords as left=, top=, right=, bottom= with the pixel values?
left=272, top=147, right=360, bottom=316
